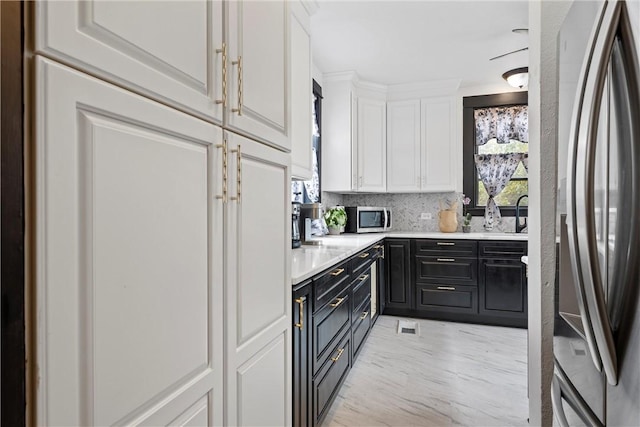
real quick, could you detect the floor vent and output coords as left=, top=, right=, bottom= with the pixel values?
left=397, top=320, right=419, bottom=336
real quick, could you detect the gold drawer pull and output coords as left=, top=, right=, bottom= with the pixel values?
left=330, top=268, right=345, bottom=277
left=437, top=258, right=456, bottom=262
left=330, top=297, right=345, bottom=308
left=294, top=297, right=305, bottom=330
left=359, top=252, right=369, bottom=258
left=437, top=242, right=455, bottom=246
left=437, top=286, right=456, bottom=291
left=331, top=347, right=345, bottom=362
left=373, top=245, right=383, bottom=249
left=360, top=311, right=369, bottom=320
left=359, top=274, right=369, bottom=281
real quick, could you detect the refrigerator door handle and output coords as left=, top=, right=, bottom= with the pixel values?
left=551, top=375, right=570, bottom=427
left=553, top=362, right=605, bottom=427
left=566, top=0, right=607, bottom=375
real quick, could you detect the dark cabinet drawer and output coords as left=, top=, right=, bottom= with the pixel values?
left=313, top=331, right=351, bottom=425
left=415, top=284, right=478, bottom=314
left=352, top=300, right=371, bottom=361
left=351, top=247, right=375, bottom=277
left=415, top=256, right=478, bottom=285
left=479, top=241, right=527, bottom=258
left=385, top=239, right=412, bottom=310
left=414, top=239, right=477, bottom=257
left=314, top=260, right=351, bottom=312
left=351, top=273, right=371, bottom=320
left=313, top=288, right=350, bottom=373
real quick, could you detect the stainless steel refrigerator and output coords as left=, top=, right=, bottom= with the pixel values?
left=554, top=0, right=640, bottom=425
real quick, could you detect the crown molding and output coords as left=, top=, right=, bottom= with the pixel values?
left=301, top=0, right=319, bottom=16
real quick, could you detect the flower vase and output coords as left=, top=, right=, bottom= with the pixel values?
left=438, top=210, right=457, bottom=233
left=462, top=225, right=471, bottom=233
left=328, top=226, right=341, bottom=235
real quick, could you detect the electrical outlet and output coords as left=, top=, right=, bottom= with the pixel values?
left=421, top=212, right=432, bottom=220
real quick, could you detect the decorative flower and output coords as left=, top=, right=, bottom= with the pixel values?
left=462, top=194, right=472, bottom=226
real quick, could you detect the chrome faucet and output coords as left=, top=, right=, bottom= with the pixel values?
left=515, top=194, right=528, bottom=233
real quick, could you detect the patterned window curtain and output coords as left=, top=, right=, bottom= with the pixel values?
left=475, top=105, right=528, bottom=145
left=522, top=153, right=529, bottom=172
left=292, top=95, right=321, bottom=203
left=474, top=153, right=525, bottom=230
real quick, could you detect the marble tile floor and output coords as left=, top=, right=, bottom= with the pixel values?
left=322, top=315, right=529, bottom=427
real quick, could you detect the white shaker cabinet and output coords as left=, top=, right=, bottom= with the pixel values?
left=224, top=131, right=291, bottom=427
left=227, top=0, right=291, bottom=152
left=35, top=57, right=224, bottom=426
left=322, top=77, right=357, bottom=192
left=421, top=97, right=456, bottom=192
left=35, top=0, right=225, bottom=124
left=357, top=97, right=387, bottom=192
left=290, top=0, right=313, bottom=180
left=386, top=97, right=456, bottom=193
left=387, top=100, right=422, bottom=192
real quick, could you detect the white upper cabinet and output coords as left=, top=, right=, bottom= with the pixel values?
left=421, top=97, right=456, bottom=192
left=290, top=1, right=313, bottom=180
left=357, top=97, right=387, bottom=192
left=387, top=100, right=421, bottom=192
left=226, top=0, right=290, bottom=151
left=322, top=76, right=357, bottom=192
left=36, top=0, right=225, bottom=124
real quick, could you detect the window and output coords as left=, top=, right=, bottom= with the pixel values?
left=463, top=92, right=528, bottom=217
left=292, top=80, right=322, bottom=203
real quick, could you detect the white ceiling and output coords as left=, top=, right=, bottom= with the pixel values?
left=311, top=0, right=529, bottom=88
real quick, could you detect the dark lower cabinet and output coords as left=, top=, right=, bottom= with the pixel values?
left=293, top=281, right=312, bottom=427
left=479, top=258, right=528, bottom=326
left=385, top=239, right=411, bottom=310
left=313, top=289, right=351, bottom=372
left=351, top=300, right=372, bottom=361
left=313, top=330, right=351, bottom=426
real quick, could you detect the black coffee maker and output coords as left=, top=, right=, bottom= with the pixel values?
left=292, top=202, right=301, bottom=248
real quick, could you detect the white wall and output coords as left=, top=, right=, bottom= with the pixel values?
left=312, top=62, right=323, bottom=87
left=528, top=1, right=573, bottom=425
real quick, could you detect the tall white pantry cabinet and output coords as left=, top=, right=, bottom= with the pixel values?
left=33, top=1, right=296, bottom=426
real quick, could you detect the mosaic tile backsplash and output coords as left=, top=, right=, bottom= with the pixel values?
left=321, top=191, right=519, bottom=233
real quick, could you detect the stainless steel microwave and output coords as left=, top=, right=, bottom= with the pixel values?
left=344, top=207, right=392, bottom=233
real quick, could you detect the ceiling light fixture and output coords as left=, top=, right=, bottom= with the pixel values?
left=502, top=67, right=529, bottom=89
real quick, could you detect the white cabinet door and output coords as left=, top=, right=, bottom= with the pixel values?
left=224, top=131, right=291, bottom=426
left=35, top=57, right=224, bottom=426
left=227, top=1, right=290, bottom=152
left=357, top=97, right=387, bottom=192
left=322, top=78, right=356, bottom=192
left=290, top=0, right=313, bottom=180
left=421, top=97, right=456, bottom=192
left=35, top=0, right=224, bottom=124
left=387, top=100, right=421, bottom=192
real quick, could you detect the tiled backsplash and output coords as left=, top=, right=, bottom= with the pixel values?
left=321, top=191, right=518, bottom=233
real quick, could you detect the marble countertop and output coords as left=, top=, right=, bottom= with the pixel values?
left=292, top=231, right=528, bottom=285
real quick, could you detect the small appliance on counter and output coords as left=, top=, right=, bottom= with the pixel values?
left=344, top=206, right=392, bottom=233
left=292, top=202, right=301, bottom=248
left=300, top=203, right=326, bottom=245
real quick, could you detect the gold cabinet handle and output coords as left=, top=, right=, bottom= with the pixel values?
left=437, top=242, right=455, bottom=246
left=329, top=297, right=345, bottom=308
left=358, top=252, right=369, bottom=259
left=294, top=297, right=305, bottom=330
left=230, top=145, right=241, bottom=203
left=437, top=286, right=456, bottom=291
left=232, top=56, right=242, bottom=115
left=330, top=268, right=345, bottom=277
left=373, top=245, right=383, bottom=249
left=359, top=274, right=369, bottom=282
left=331, top=347, right=345, bottom=362
left=360, top=311, right=369, bottom=320
left=437, top=258, right=455, bottom=262
left=215, top=42, right=227, bottom=107
left=215, top=137, right=228, bottom=203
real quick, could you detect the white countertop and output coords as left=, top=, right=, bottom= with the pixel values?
left=292, top=231, right=528, bottom=285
